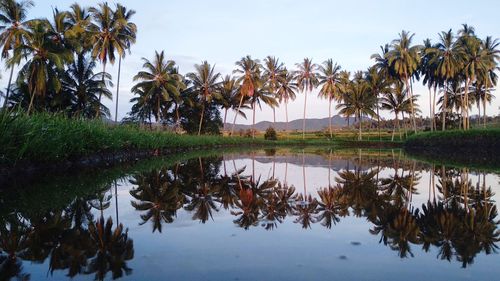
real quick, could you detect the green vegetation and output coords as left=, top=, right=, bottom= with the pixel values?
left=405, top=128, right=500, bottom=149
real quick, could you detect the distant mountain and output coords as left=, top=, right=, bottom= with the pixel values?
left=225, top=115, right=369, bottom=132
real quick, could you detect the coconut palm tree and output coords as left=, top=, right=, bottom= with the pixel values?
left=294, top=58, right=318, bottom=139
left=317, top=59, right=342, bottom=138
left=479, top=36, right=499, bottom=127
left=61, top=53, right=113, bottom=118
left=232, top=55, right=261, bottom=135
left=0, top=0, right=33, bottom=108
left=262, top=55, right=284, bottom=126
left=427, top=30, right=461, bottom=131
left=421, top=38, right=439, bottom=131
left=380, top=82, right=418, bottom=140
left=131, top=50, right=184, bottom=123
left=12, top=19, right=72, bottom=114
left=113, top=4, right=136, bottom=123
left=365, top=66, right=390, bottom=139
left=186, top=61, right=221, bottom=135
left=387, top=30, right=422, bottom=133
left=247, top=74, right=278, bottom=138
left=88, top=2, right=124, bottom=116
left=276, top=69, right=297, bottom=136
left=336, top=77, right=377, bottom=140
left=219, top=75, right=245, bottom=133
left=456, top=27, right=488, bottom=130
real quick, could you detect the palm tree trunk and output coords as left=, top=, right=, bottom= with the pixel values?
left=114, top=57, right=122, bottom=123
left=405, top=78, right=417, bottom=133
left=96, top=62, right=107, bottom=118
left=2, top=64, right=15, bottom=108
left=442, top=79, right=448, bottom=131
left=198, top=102, right=205, bottom=135
left=402, top=112, right=407, bottom=138
left=27, top=90, right=36, bottom=115
left=285, top=99, right=289, bottom=140
left=358, top=112, right=362, bottom=140
left=302, top=90, right=307, bottom=140
left=428, top=87, right=432, bottom=131
left=252, top=101, right=256, bottom=139
left=223, top=108, right=228, bottom=133
left=273, top=107, right=276, bottom=127
left=463, top=78, right=470, bottom=130
left=432, top=87, right=437, bottom=131
left=483, top=97, right=487, bottom=128
left=376, top=96, right=381, bottom=140
left=231, top=94, right=245, bottom=135
left=392, top=112, right=397, bottom=141
left=328, top=97, right=332, bottom=139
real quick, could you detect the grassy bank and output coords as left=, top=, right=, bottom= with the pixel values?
left=0, top=113, right=404, bottom=168
left=404, top=128, right=500, bottom=150
left=404, top=128, right=500, bottom=169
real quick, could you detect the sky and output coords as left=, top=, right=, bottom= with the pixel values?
left=2, top=0, right=499, bottom=124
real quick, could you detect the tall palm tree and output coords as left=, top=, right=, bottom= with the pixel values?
left=380, top=82, right=417, bottom=140
left=365, top=66, right=390, bottom=139
left=247, top=74, right=278, bottom=138
left=294, top=58, right=318, bottom=139
left=12, top=19, right=72, bottom=114
left=61, top=53, right=113, bottom=118
left=88, top=2, right=124, bottom=117
left=186, top=61, right=221, bottom=135
left=457, top=27, right=487, bottom=130
left=387, top=30, right=422, bottom=133
left=232, top=55, right=261, bottom=135
left=276, top=69, right=297, bottom=136
left=0, top=0, right=33, bottom=108
left=317, top=59, right=342, bottom=138
left=113, top=4, right=136, bottom=123
left=262, top=55, right=284, bottom=126
left=427, top=30, right=460, bottom=131
left=479, top=36, right=499, bottom=127
left=336, top=77, right=377, bottom=140
left=131, top=51, right=184, bottom=123
left=219, top=75, right=245, bottom=133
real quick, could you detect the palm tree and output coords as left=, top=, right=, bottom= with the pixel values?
left=365, top=66, right=390, bottom=139
left=0, top=0, right=34, bottom=108
left=276, top=69, right=297, bottom=136
left=387, top=30, right=422, bottom=133
left=12, top=19, right=72, bottom=114
left=294, top=58, right=318, bottom=139
left=131, top=51, right=184, bottom=123
left=317, top=59, right=342, bottom=138
left=380, top=82, right=417, bottom=140
left=262, top=55, right=284, bottom=126
left=88, top=2, right=124, bottom=117
left=219, top=75, right=245, bottom=132
left=186, top=61, right=221, bottom=135
left=479, top=36, right=499, bottom=127
left=247, top=74, right=278, bottom=138
left=457, top=27, right=487, bottom=130
left=336, top=77, right=377, bottom=140
left=232, top=55, right=261, bottom=135
left=113, top=4, right=136, bottom=123
left=61, top=53, right=113, bottom=118
left=427, top=30, right=461, bottom=131
left=421, top=38, right=438, bottom=131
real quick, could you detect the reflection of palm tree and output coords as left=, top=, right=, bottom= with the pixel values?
left=129, top=168, right=184, bottom=232
left=316, top=187, right=344, bottom=229
left=336, top=168, right=379, bottom=217
left=86, top=217, right=134, bottom=280
left=293, top=194, right=318, bottom=229
left=0, top=215, right=31, bottom=281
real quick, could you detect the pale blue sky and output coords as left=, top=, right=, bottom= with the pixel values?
left=3, top=0, right=499, bottom=123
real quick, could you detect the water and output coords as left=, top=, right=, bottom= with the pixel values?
left=1, top=149, right=499, bottom=281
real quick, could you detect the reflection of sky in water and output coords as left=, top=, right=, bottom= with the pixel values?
left=11, top=152, right=500, bottom=281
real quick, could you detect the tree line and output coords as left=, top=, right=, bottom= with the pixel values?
left=0, top=1, right=498, bottom=139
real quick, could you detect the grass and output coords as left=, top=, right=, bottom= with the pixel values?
left=0, top=113, right=405, bottom=167
left=404, top=128, right=500, bottom=149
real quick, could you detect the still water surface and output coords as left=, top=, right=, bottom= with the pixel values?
left=1, top=149, right=499, bottom=281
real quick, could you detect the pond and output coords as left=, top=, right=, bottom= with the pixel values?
left=1, top=148, right=499, bottom=281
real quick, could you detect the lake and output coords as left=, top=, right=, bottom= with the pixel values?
left=1, top=148, right=499, bottom=281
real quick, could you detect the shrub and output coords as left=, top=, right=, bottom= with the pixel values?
left=264, top=127, right=277, bottom=140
